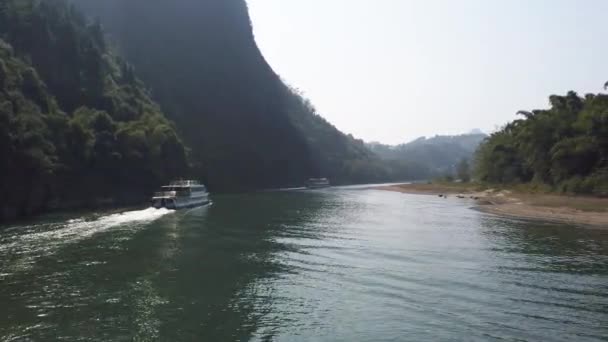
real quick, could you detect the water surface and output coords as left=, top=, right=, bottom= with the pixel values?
left=1, top=188, right=607, bottom=341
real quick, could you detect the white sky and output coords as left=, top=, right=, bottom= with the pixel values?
left=247, top=0, right=608, bottom=144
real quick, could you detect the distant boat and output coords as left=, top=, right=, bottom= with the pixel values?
left=306, top=178, right=331, bottom=189
left=151, top=180, right=210, bottom=209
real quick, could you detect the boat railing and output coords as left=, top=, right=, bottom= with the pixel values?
left=169, top=180, right=200, bottom=186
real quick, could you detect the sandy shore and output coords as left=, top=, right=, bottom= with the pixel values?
left=376, top=183, right=608, bottom=228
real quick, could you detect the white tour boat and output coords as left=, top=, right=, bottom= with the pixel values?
left=152, top=180, right=210, bottom=209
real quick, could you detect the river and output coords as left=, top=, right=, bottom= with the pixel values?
left=1, top=187, right=607, bottom=341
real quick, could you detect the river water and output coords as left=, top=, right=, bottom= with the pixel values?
left=0, top=187, right=607, bottom=341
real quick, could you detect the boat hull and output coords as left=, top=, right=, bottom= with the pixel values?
left=152, top=195, right=210, bottom=210
left=306, top=185, right=331, bottom=189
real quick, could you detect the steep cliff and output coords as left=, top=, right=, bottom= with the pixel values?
left=75, top=0, right=314, bottom=190
left=74, top=0, right=422, bottom=189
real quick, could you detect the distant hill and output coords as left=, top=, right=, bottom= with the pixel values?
left=368, top=133, right=488, bottom=176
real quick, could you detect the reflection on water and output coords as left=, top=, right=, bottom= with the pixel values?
left=0, top=189, right=607, bottom=341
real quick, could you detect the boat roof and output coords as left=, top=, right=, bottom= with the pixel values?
left=161, top=181, right=206, bottom=189
left=167, top=180, right=201, bottom=186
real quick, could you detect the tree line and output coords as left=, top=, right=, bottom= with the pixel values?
left=474, top=88, right=608, bottom=195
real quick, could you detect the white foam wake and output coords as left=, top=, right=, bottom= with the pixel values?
left=26, top=207, right=174, bottom=244
left=0, top=208, right=175, bottom=259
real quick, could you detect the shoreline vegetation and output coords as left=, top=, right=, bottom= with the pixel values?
left=376, top=183, right=608, bottom=228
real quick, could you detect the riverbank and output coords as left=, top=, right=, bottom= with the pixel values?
left=376, top=183, right=608, bottom=228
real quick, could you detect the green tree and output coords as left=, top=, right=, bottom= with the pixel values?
left=474, top=85, right=608, bottom=194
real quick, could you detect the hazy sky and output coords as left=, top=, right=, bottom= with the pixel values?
left=247, top=0, right=608, bottom=144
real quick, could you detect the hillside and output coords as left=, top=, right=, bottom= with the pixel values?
left=368, top=133, right=487, bottom=176
left=0, top=0, right=188, bottom=220
left=73, top=0, right=425, bottom=189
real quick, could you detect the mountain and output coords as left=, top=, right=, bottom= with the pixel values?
left=0, top=0, right=429, bottom=221
left=73, top=0, right=313, bottom=191
left=368, top=133, right=487, bottom=176
left=0, top=0, right=188, bottom=220
left=72, top=0, right=424, bottom=190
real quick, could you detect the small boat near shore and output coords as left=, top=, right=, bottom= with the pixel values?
left=152, top=180, right=210, bottom=209
left=306, top=178, right=331, bottom=189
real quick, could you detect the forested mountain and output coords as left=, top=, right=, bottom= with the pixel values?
left=0, top=0, right=188, bottom=220
left=368, top=133, right=487, bottom=177
left=0, top=0, right=428, bottom=221
left=475, top=90, right=608, bottom=194
left=72, top=0, right=424, bottom=190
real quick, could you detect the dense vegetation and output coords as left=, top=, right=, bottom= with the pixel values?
left=73, top=0, right=428, bottom=190
left=0, top=0, right=188, bottom=220
left=368, top=133, right=487, bottom=178
left=474, top=90, right=608, bottom=195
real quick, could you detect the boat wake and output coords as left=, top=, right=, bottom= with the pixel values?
left=27, top=207, right=173, bottom=242
left=0, top=208, right=175, bottom=272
